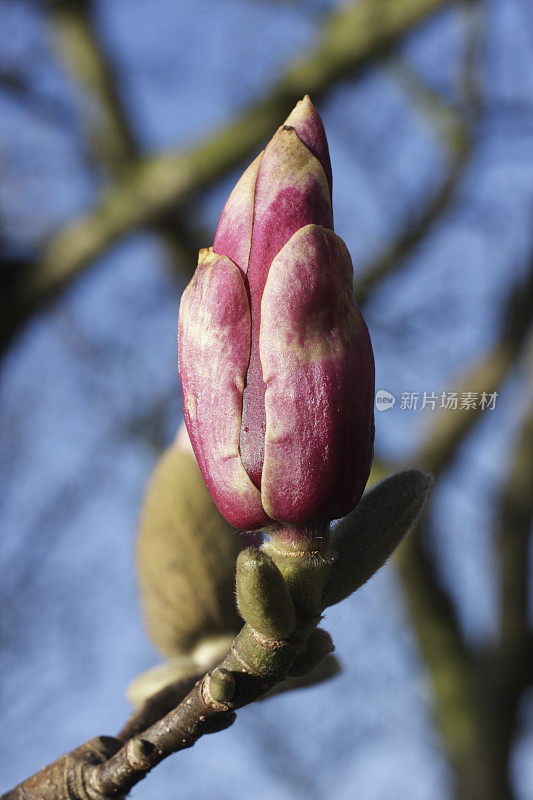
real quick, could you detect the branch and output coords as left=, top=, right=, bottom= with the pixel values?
left=394, top=519, right=488, bottom=798
left=0, top=0, right=206, bottom=355
left=380, top=258, right=533, bottom=798
left=3, top=537, right=329, bottom=799
left=2, top=472, right=432, bottom=799
left=48, top=0, right=139, bottom=176
left=498, top=395, right=533, bottom=684
left=416, top=260, right=533, bottom=477
left=47, top=0, right=204, bottom=270
left=357, top=46, right=476, bottom=305
left=378, top=226, right=533, bottom=485
left=483, top=389, right=533, bottom=791
left=118, top=672, right=205, bottom=742
left=122, top=652, right=341, bottom=743
left=3, top=0, right=450, bottom=347
left=356, top=149, right=469, bottom=305
left=397, top=350, right=533, bottom=800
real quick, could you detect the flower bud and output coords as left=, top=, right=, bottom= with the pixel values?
left=136, top=426, right=243, bottom=657
left=235, top=548, right=296, bottom=639
left=178, top=96, right=374, bottom=531
left=324, top=468, right=434, bottom=607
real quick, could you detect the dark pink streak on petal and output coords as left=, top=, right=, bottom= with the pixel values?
left=239, top=127, right=333, bottom=490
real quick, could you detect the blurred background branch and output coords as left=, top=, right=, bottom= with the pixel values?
left=491, top=388, right=533, bottom=797
left=48, top=0, right=205, bottom=273
left=1, top=0, right=450, bottom=351
left=373, top=257, right=533, bottom=800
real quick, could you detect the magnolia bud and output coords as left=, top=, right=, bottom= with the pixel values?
left=208, top=667, right=236, bottom=704
left=136, top=429, right=243, bottom=658
left=324, top=468, right=434, bottom=607
left=178, top=96, right=374, bottom=532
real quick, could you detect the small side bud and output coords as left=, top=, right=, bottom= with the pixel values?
left=209, top=667, right=236, bottom=703
left=236, top=548, right=296, bottom=639
left=136, top=442, right=243, bottom=657
left=324, top=468, right=434, bottom=607
left=288, top=628, right=334, bottom=677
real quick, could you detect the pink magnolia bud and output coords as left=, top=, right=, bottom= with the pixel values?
left=178, top=96, right=374, bottom=532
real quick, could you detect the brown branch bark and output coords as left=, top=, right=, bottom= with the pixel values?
left=2, top=0, right=451, bottom=349
left=86, top=674, right=262, bottom=797
left=1, top=536, right=335, bottom=799
left=118, top=672, right=203, bottom=742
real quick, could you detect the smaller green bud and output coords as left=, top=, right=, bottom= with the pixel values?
left=209, top=667, right=236, bottom=703
left=324, top=468, right=434, bottom=607
left=136, top=439, right=242, bottom=658
left=236, top=548, right=296, bottom=639
left=288, top=628, right=334, bottom=677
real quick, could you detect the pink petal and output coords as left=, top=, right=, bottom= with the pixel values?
left=213, top=153, right=262, bottom=274
left=178, top=249, right=269, bottom=530
left=240, top=127, right=333, bottom=489
left=260, top=224, right=375, bottom=523
left=283, top=95, right=332, bottom=196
